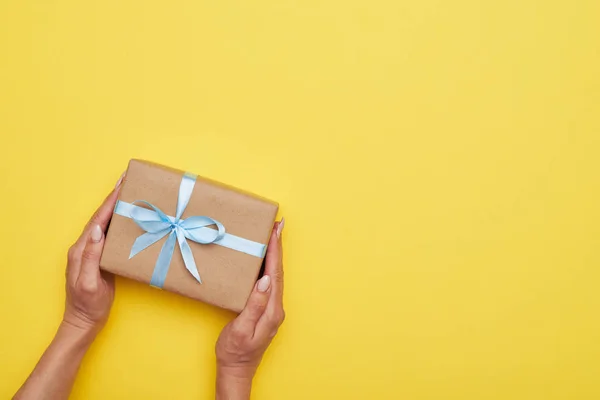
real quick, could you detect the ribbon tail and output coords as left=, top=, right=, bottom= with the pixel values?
left=149, top=230, right=177, bottom=288
left=130, top=229, right=171, bottom=259
left=177, top=228, right=202, bottom=284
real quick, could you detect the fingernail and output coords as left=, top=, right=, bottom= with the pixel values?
left=257, top=275, right=271, bottom=292
left=91, top=224, right=103, bottom=243
left=276, top=218, right=285, bottom=239
left=115, top=172, right=125, bottom=188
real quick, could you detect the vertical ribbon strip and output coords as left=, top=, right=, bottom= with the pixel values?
left=114, top=173, right=266, bottom=288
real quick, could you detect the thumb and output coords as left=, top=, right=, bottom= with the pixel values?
left=77, top=224, right=105, bottom=293
left=237, top=275, right=272, bottom=329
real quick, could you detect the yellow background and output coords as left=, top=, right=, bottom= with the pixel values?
left=1, top=0, right=599, bottom=398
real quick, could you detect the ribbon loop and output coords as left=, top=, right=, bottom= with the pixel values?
left=181, top=216, right=226, bottom=244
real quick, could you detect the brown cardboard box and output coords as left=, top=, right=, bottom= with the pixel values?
left=100, top=159, right=278, bottom=312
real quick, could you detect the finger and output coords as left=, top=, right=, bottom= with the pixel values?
left=77, top=224, right=105, bottom=293
left=255, top=299, right=285, bottom=340
left=255, top=220, right=286, bottom=337
left=68, top=175, right=123, bottom=283
left=75, top=173, right=124, bottom=248
left=236, top=275, right=271, bottom=334
left=264, top=220, right=284, bottom=302
left=66, top=244, right=81, bottom=287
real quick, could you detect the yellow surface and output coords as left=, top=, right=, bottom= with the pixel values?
left=1, top=0, right=599, bottom=399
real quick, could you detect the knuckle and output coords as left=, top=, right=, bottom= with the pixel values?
left=272, top=308, right=286, bottom=325
left=80, top=284, right=94, bottom=295
left=81, top=248, right=98, bottom=262
left=266, top=309, right=285, bottom=328
left=273, top=268, right=284, bottom=282
left=250, top=299, right=267, bottom=313
left=91, top=212, right=102, bottom=225
left=229, top=333, right=247, bottom=348
left=249, top=306, right=263, bottom=318
left=274, top=310, right=285, bottom=325
left=78, top=278, right=98, bottom=294
left=67, top=245, right=80, bottom=263
left=268, top=326, right=280, bottom=339
left=230, top=324, right=248, bottom=341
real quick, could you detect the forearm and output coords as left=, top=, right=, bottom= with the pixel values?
left=215, top=366, right=253, bottom=400
left=14, top=322, right=95, bottom=400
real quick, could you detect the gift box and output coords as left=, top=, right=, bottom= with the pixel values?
left=100, top=159, right=279, bottom=312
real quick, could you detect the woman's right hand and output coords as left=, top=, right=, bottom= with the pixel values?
left=215, top=219, right=286, bottom=399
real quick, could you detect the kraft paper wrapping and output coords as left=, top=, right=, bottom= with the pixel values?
left=100, top=159, right=278, bottom=312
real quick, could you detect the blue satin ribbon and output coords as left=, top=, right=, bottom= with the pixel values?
left=114, top=172, right=266, bottom=288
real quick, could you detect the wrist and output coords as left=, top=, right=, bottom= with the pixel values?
left=62, top=306, right=107, bottom=337
left=216, top=365, right=253, bottom=400
left=57, top=319, right=98, bottom=349
left=217, top=363, right=256, bottom=380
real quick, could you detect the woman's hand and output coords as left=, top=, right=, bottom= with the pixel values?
left=215, top=219, right=286, bottom=399
left=62, top=176, right=122, bottom=337
left=14, top=174, right=123, bottom=400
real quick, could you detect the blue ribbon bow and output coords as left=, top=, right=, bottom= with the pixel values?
left=114, top=172, right=266, bottom=288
